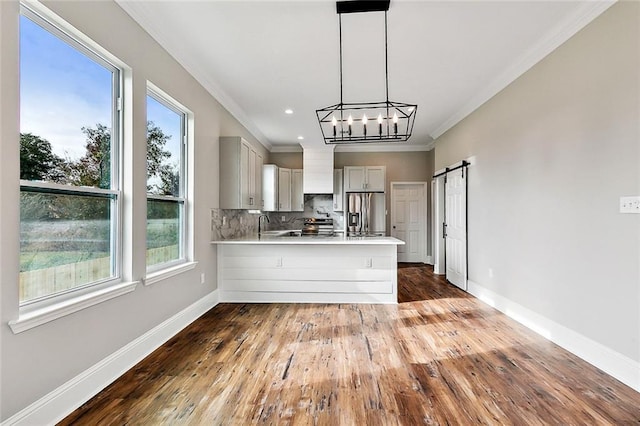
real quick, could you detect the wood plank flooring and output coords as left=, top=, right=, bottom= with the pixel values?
left=60, top=264, right=640, bottom=425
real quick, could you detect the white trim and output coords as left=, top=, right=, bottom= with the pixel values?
left=144, top=261, right=198, bottom=286
left=9, top=280, right=139, bottom=334
left=431, top=1, right=616, bottom=138
left=424, top=255, right=433, bottom=265
left=335, top=141, right=434, bottom=153
left=1, top=290, right=219, bottom=426
left=467, top=280, right=640, bottom=393
left=269, top=144, right=303, bottom=153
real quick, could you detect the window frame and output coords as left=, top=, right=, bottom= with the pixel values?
left=145, top=86, right=189, bottom=274
left=17, top=4, right=124, bottom=311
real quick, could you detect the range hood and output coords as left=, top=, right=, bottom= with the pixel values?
left=302, top=145, right=335, bottom=194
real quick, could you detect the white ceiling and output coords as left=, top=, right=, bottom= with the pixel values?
left=116, top=0, right=614, bottom=152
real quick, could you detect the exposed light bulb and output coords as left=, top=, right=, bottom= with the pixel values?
left=331, top=116, right=337, bottom=126
left=393, top=112, right=398, bottom=135
left=362, top=114, right=368, bottom=137
left=377, top=113, right=383, bottom=136
left=377, top=114, right=383, bottom=124
left=347, top=115, right=353, bottom=125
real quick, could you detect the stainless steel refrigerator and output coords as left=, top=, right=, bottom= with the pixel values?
left=346, top=192, right=386, bottom=236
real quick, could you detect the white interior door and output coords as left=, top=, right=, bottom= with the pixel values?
left=391, top=183, right=425, bottom=263
left=445, top=169, right=467, bottom=290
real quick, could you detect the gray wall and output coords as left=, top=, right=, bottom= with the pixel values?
left=0, top=0, right=265, bottom=420
left=435, top=2, right=639, bottom=361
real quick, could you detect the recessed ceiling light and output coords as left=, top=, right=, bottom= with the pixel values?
left=297, top=136, right=304, bottom=140
left=285, top=109, right=293, bottom=114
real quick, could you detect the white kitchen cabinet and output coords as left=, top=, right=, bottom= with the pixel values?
left=333, top=169, right=343, bottom=211
left=291, top=169, right=304, bottom=212
left=219, top=137, right=264, bottom=209
left=278, top=168, right=292, bottom=211
left=262, top=164, right=279, bottom=211
left=255, top=152, right=264, bottom=208
left=344, top=166, right=386, bottom=192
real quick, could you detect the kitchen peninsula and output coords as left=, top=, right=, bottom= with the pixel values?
left=212, top=235, right=404, bottom=304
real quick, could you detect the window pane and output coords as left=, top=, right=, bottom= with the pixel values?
left=20, top=14, right=115, bottom=189
left=147, top=95, right=182, bottom=197
left=147, top=199, right=182, bottom=267
left=20, top=191, right=114, bottom=303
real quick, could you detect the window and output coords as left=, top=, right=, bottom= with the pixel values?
left=146, top=89, right=187, bottom=271
left=19, top=6, right=121, bottom=305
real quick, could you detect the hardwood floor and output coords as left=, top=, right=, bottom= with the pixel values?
left=60, top=264, right=640, bottom=425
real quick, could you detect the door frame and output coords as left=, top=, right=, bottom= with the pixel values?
left=390, top=182, right=429, bottom=263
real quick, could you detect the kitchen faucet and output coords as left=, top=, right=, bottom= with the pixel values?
left=258, top=214, right=270, bottom=234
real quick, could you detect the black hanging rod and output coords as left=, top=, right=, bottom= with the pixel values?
left=336, top=0, right=390, bottom=14
left=433, top=160, right=470, bottom=179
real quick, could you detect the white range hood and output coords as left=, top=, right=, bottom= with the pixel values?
left=301, top=145, right=335, bottom=194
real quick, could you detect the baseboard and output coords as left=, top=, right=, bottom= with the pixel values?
left=467, top=280, right=640, bottom=393
left=424, top=255, right=433, bottom=265
left=2, top=290, right=219, bottom=426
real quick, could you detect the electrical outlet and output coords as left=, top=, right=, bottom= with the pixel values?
left=200, top=273, right=205, bottom=284
left=281, top=216, right=286, bottom=221
left=365, top=257, right=373, bottom=268
left=620, top=196, right=640, bottom=214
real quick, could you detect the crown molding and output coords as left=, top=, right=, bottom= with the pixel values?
left=115, top=1, right=272, bottom=152
left=270, top=144, right=303, bottom=153
left=431, top=0, right=616, bottom=139
left=334, top=140, right=435, bottom=153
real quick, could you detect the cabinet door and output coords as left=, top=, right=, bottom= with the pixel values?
left=248, top=148, right=257, bottom=207
left=239, top=140, right=251, bottom=208
left=278, top=168, right=291, bottom=211
left=262, top=165, right=278, bottom=212
left=291, top=169, right=304, bottom=212
left=333, top=169, right=343, bottom=211
left=344, top=166, right=365, bottom=191
left=255, top=152, right=264, bottom=208
left=365, top=166, right=386, bottom=191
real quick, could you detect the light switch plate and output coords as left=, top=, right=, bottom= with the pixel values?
left=620, top=196, right=640, bottom=214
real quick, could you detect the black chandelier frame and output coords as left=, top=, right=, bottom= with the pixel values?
left=316, top=0, right=417, bottom=145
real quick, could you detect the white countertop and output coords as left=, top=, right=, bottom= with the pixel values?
left=211, top=235, right=405, bottom=245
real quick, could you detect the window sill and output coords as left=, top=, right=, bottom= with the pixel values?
left=8, top=280, right=139, bottom=334
left=144, top=261, right=198, bottom=286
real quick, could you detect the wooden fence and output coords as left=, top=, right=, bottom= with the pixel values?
left=20, top=245, right=179, bottom=302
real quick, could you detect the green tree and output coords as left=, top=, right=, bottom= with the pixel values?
left=19, top=133, right=66, bottom=182
left=71, top=124, right=111, bottom=189
left=147, top=120, right=178, bottom=195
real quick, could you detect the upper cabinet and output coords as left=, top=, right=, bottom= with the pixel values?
left=344, top=166, right=386, bottom=192
left=263, top=166, right=303, bottom=212
left=262, top=164, right=279, bottom=212
left=291, top=169, right=304, bottom=212
left=278, top=168, right=292, bottom=211
left=219, top=137, right=264, bottom=209
left=333, top=169, right=343, bottom=211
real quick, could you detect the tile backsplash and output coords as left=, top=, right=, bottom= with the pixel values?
left=210, top=194, right=344, bottom=240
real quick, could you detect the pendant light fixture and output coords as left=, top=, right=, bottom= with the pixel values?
left=316, top=0, right=417, bottom=144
